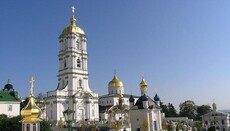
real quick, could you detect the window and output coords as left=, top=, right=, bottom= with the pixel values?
left=77, top=58, right=81, bottom=67
left=222, top=120, right=225, bottom=124
left=8, top=105, right=12, bottom=111
left=154, top=121, right=157, bottom=130
left=27, top=124, right=30, bottom=131
left=33, top=123, right=36, bottom=131
left=79, top=79, right=82, bottom=88
left=64, top=59, right=67, bottom=68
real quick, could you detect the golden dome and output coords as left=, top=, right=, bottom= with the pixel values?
left=140, top=76, right=148, bottom=88
left=108, top=75, right=124, bottom=88
left=21, top=77, right=41, bottom=123
left=60, top=6, right=85, bottom=37
left=21, top=96, right=42, bottom=122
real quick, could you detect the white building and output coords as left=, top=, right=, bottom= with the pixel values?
left=0, top=80, right=20, bottom=117
left=202, top=102, right=230, bottom=131
left=46, top=6, right=99, bottom=127
left=129, top=77, right=162, bottom=131
left=99, top=74, right=138, bottom=122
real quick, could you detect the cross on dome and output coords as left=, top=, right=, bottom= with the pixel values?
left=71, top=6, right=75, bottom=15
left=30, top=76, right=35, bottom=96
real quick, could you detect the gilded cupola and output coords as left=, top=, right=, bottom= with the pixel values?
left=108, top=74, right=124, bottom=88
left=21, top=77, right=41, bottom=123
left=60, top=6, right=85, bottom=38
left=140, top=76, right=148, bottom=88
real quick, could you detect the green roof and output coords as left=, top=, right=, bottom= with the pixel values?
left=0, top=91, right=19, bottom=101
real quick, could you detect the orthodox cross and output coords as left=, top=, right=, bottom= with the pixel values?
left=71, top=6, right=75, bottom=15
left=30, top=76, right=35, bottom=95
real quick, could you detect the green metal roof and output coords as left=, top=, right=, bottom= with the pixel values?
left=0, top=91, right=19, bottom=101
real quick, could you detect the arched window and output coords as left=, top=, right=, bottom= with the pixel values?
left=27, top=124, right=30, bottom=131
left=33, top=123, right=36, bottom=131
left=79, top=79, right=82, bottom=88
left=64, top=59, right=67, bottom=68
left=76, top=40, right=80, bottom=49
left=77, top=58, right=81, bottom=67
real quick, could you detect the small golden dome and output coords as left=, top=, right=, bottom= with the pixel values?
left=21, top=77, right=41, bottom=123
left=108, top=75, right=124, bottom=88
left=21, top=96, right=42, bottom=122
left=60, top=6, right=85, bottom=37
left=118, top=91, right=124, bottom=100
left=140, top=76, right=148, bottom=88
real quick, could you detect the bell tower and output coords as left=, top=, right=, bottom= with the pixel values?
left=46, top=6, right=99, bottom=126
left=57, top=6, right=91, bottom=94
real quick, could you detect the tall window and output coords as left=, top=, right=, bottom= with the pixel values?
left=33, top=123, right=36, bottom=131
left=8, top=105, right=12, bottom=111
left=27, top=124, right=30, bottom=131
left=79, top=79, right=82, bottom=88
left=77, top=58, right=81, bottom=67
left=64, top=59, right=67, bottom=68
left=76, top=40, right=80, bottom=49
left=154, top=121, right=157, bottom=130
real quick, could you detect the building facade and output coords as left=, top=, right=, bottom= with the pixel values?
left=129, top=77, right=162, bottom=131
left=202, top=103, right=230, bottom=131
left=0, top=80, right=20, bottom=117
left=46, top=6, right=99, bottom=127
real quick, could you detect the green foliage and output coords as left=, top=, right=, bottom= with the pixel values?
left=0, top=115, right=22, bottom=131
left=40, top=120, right=52, bottom=131
left=196, top=105, right=211, bottom=120
left=179, top=100, right=196, bottom=119
left=193, top=121, right=202, bottom=131
left=0, top=115, right=51, bottom=131
left=160, top=102, right=178, bottom=117
left=208, top=126, right=216, bottom=131
left=20, top=97, right=29, bottom=110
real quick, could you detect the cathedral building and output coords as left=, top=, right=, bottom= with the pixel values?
left=99, top=74, right=139, bottom=122
left=46, top=7, right=99, bottom=127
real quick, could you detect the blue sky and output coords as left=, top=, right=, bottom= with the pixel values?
left=1, top=0, right=230, bottom=111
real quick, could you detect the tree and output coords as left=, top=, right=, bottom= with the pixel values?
left=20, top=97, right=29, bottom=110
left=40, top=120, right=52, bottom=131
left=0, top=115, right=22, bottom=131
left=160, top=102, right=170, bottom=117
left=160, top=102, right=178, bottom=117
left=196, top=105, right=211, bottom=120
left=179, top=100, right=196, bottom=119
left=168, top=103, right=178, bottom=117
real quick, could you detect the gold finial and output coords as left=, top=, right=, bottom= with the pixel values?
left=30, top=76, right=35, bottom=96
left=7, top=79, right=10, bottom=84
left=140, top=75, right=148, bottom=88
